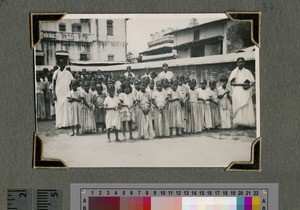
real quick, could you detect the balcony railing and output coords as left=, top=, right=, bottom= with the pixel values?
left=41, top=31, right=95, bottom=42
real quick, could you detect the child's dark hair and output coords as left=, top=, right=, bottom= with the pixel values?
left=237, top=57, right=245, bottom=62
left=96, top=85, right=104, bottom=92
left=108, top=84, right=115, bottom=93
left=121, top=83, right=132, bottom=93
left=72, top=80, right=79, bottom=88
left=209, top=80, right=216, bottom=86
left=156, top=80, right=162, bottom=86
left=189, top=78, right=196, bottom=86
left=150, top=71, right=157, bottom=78
left=170, top=78, right=178, bottom=86
left=84, top=81, right=90, bottom=87
left=179, top=74, right=185, bottom=81
left=220, top=75, right=228, bottom=83
left=134, top=79, right=141, bottom=85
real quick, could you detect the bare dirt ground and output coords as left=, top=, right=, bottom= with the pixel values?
left=37, top=120, right=256, bottom=168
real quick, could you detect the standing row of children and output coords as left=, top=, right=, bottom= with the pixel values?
left=36, top=67, right=233, bottom=142
left=65, top=71, right=232, bottom=142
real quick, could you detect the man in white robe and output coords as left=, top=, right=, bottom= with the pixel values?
left=229, top=57, right=255, bottom=127
left=52, top=65, right=74, bottom=128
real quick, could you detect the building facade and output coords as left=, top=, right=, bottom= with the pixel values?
left=35, top=18, right=128, bottom=67
left=139, top=28, right=177, bottom=62
left=166, top=18, right=252, bottom=59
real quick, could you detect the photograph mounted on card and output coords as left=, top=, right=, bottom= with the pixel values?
left=31, top=13, right=261, bottom=170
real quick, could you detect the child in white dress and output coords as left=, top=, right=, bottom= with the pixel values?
left=136, top=83, right=154, bottom=140
left=196, top=79, right=212, bottom=130
left=104, top=85, right=121, bottom=142
left=151, top=81, right=169, bottom=137
left=209, top=80, right=221, bottom=128
left=186, top=79, right=202, bottom=133
left=168, top=80, right=184, bottom=136
left=119, top=83, right=135, bottom=140
left=67, top=82, right=81, bottom=136
left=217, top=76, right=232, bottom=129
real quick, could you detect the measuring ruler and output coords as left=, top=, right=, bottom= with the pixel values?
left=7, top=189, right=32, bottom=210
left=7, top=189, right=62, bottom=210
left=71, top=184, right=278, bottom=210
left=36, top=190, right=62, bottom=210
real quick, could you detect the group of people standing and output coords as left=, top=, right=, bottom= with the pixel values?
left=36, top=57, right=256, bottom=142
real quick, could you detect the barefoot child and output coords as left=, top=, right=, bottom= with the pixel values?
left=209, top=80, right=221, bottom=128
left=217, top=76, right=232, bottom=129
left=132, top=80, right=141, bottom=129
left=36, top=74, right=46, bottom=120
left=94, top=85, right=106, bottom=132
left=168, top=79, right=184, bottom=136
left=151, top=80, right=169, bottom=137
left=177, top=75, right=189, bottom=133
left=186, top=79, right=202, bottom=133
left=80, top=83, right=97, bottom=134
left=196, top=79, right=212, bottom=130
left=67, top=81, right=81, bottom=135
left=103, top=85, right=121, bottom=142
left=119, top=83, right=135, bottom=140
left=136, top=83, right=154, bottom=140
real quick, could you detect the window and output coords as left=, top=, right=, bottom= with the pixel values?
left=108, top=54, right=114, bottom=61
left=80, top=53, right=88, bottom=61
left=59, top=23, right=66, bottom=32
left=35, top=50, right=45, bottom=65
left=193, top=30, right=200, bottom=41
left=191, top=45, right=205, bottom=57
left=204, top=42, right=222, bottom=56
left=72, top=23, right=82, bottom=32
left=36, top=56, right=44, bottom=65
left=107, top=20, right=113, bottom=36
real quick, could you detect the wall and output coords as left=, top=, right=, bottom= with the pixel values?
left=97, top=19, right=127, bottom=42
left=106, top=60, right=256, bottom=88
left=36, top=18, right=127, bottom=65
left=177, top=49, right=190, bottom=58
left=174, top=30, right=193, bottom=46
left=40, top=19, right=91, bottom=33
left=199, top=21, right=225, bottom=40
left=174, top=20, right=226, bottom=46
left=96, top=41, right=126, bottom=62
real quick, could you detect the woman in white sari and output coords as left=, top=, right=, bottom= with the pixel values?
left=52, top=65, right=74, bottom=128
left=229, top=57, right=255, bottom=127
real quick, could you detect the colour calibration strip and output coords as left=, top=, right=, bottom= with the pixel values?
left=87, top=196, right=261, bottom=210
left=70, top=184, right=278, bottom=210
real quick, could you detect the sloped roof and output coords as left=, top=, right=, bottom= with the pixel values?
left=165, top=18, right=229, bottom=35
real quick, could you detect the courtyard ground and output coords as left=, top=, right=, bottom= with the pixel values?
left=37, top=120, right=256, bottom=168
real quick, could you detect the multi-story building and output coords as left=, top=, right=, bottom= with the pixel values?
left=139, top=28, right=177, bottom=62
left=35, top=18, right=128, bottom=67
left=98, top=18, right=255, bottom=87
left=165, top=18, right=252, bottom=59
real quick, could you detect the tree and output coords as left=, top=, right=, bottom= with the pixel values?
left=227, top=22, right=252, bottom=53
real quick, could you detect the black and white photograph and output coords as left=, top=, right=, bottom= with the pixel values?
left=34, top=13, right=260, bottom=167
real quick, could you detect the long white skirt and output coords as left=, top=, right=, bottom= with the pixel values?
left=106, top=110, right=121, bottom=130
left=233, top=102, right=255, bottom=126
